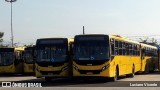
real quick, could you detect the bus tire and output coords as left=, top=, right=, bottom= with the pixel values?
left=127, top=65, right=135, bottom=78
left=45, top=77, right=52, bottom=82
left=149, top=64, right=155, bottom=73
left=131, top=65, right=135, bottom=77
left=112, top=66, right=119, bottom=81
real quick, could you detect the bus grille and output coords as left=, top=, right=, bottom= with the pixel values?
left=40, top=71, right=61, bottom=75
left=78, top=70, right=101, bottom=74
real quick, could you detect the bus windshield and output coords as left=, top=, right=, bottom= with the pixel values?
left=74, top=41, right=109, bottom=60
left=24, top=51, right=33, bottom=63
left=37, top=45, right=68, bottom=62
left=0, top=52, right=14, bottom=66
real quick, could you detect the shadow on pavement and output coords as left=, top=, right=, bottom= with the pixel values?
left=0, top=71, right=160, bottom=87
left=0, top=77, right=116, bottom=87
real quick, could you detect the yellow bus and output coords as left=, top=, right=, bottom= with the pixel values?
left=35, top=38, right=74, bottom=81
left=140, top=43, right=159, bottom=73
left=23, top=46, right=35, bottom=74
left=158, top=47, right=160, bottom=71
left=0, top=47, right=25, bottom=74
left=73, top=34, right=142, bottom=81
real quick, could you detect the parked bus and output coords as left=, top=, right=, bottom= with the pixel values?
left=140, top=43, right=159, bottom=73
left=158, top=47, right=160, bottom=70
left=23, top=46, right=35, bottom=74
left=0, top=47, right=25, bottom=74
left=73, top=34, right=143, bottom=81
left=35, top=38, right=74, bottom=81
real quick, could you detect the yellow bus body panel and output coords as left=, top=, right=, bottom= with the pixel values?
left=35, top=63, right=69, bottom=78
left=24, top=63, right=34, bottom=73
left=73, top=34, right=142, bottom=78
left=0, top=64, right=15, bottom=73
left=73, top=56, right=141, bottom=77
left=35, top=38, right=74, bottom=78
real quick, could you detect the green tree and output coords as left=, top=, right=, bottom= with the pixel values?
left=0, top=32, right=4, bottom=47
left=139, top=37, right=149, bottom=44
left=24, top=43, right=34, bottom=47
left=139, top=37, right=158, bottom=46
left=0, top=32, right=4, bottom=43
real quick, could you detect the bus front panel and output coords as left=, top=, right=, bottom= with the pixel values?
left=35, top=39, right=71, bottom=78
left=0, top=48, right=15, bottom=74
left=73, top=35, right=111, bottom=77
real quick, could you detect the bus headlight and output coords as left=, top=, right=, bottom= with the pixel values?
left=101, top=64, right=110, bottom=71
left=73, top=64, right=78, bottom=71
left=61, top=66, right=68, bottom=72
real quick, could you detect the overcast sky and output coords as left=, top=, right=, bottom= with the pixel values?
left=1, top=0, right=160, bottom=45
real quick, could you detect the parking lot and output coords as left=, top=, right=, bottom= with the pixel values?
left=0, top=71, right=160, bottom=90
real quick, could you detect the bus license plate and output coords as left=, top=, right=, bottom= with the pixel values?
left=48, top=73, right=53, bottom=75
left=86, top=72, right=93, bottom=74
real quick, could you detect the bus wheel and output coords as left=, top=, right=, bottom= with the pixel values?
left=149, top=65, right=155, bottom=73
left=131, top=65, right=135, bottom=77
left=112, top=67, right=119, bottom=81
left=127, top=65, right=135, bottom=78
left=45, top=77, right=52, bottom=82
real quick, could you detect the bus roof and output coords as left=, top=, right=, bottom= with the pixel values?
left=36, top=38, right=74, bottom=45
left=15, top=47, right=25, bottom=51
left=75, top=34, right=139, bottom=44
left=67, top=38, right=74, bottom=43
left=37, top=37, right=73, bottom=40
left=75, top=34, right=106, bottom=37
left=140, top=43, right=157, bottom=49
left=110, top=35, right=140, bottom=44
left=0, top=48, right=14, bottom=52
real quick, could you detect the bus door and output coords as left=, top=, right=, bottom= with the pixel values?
left=126, top=43, right=132, bottom=74
left=140, top=47, right=145, bottom=72
left=158, top=48, right=160, bottom=70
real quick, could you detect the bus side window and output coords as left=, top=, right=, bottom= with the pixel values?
left=133, top=44, right=136, bottom=56
left=115, top=40, right=119, bottom=55
left=122, top=42, right=126, bottom=55
left=145, top=48, right=148, bottom=56
left=126, top=43, right=129, bottom=55
left=129, top=43, right=133, bottom=55
left=149, top=49, right=152, bottom=56
left=111, top=39, right=115, bottom=55
left=133, top=44, right=135, bottom=56
left=137, top=45, right=139, bottom=56
left=142, top=48, right=146, bottom=56
left=119, top=41, right=122, bottom=55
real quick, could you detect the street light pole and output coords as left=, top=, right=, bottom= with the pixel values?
left=5, top=0, right=17, bottom=47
